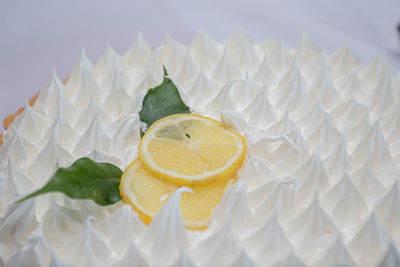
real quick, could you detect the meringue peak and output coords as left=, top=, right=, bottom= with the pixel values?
left=66, top=47, right=93, bottom=92
left=352, top=163, right=385, bottom=205
left=111, top=241, right=148, bottom=267
left=34, top=71, right=66, bottom=114
left=323, top=136, right=352, bottom=182
left=359, top=53, right=388, bottom=84
left=295, top=29, right=318, bottom=55
left=174, top=48, right=199, bottom=87
left=0, top=198, right=38, bottom=247
left=211, top=181, right=252, bottom=235
left=228, top=250, right=256, bottom=267
left=304, top=114, right=343, bottom=156
left=65, top=217, right=111, bottom=266
left=268, top=40, right=292, bottom=77
left=140, top=187, right=190, bottom=265
left=190, top=29, right=220, bottom=71
left=240, top=153, right=276, bottom=190
left=186, top=70, right=216, bottom=109
left=264, top=112, right=296, bottom=136
left=225, top=24, right=252, bottom=55
left=100, top=205, right=145, bottom=255
left=348, top=212, right=390, bottom=266
left=0, top=126, right=37, bottom=167
left=6, top=102, right=46, bottom=144
left=242, top=86, right=277, bottom=129
left=73, top=100, right=101, bottom=133
left=274, top=69, right=311, bottom=112
left=252, top=54, right=277, bottom=85
left=322, top=173, right=368, bottom=237
left=305, top=53, right=331, bottom=83
left=294, top=150, right=330, bottom=209
left=345, top=112, right=371, bottom=148
left=102, top=69, right=132, bottom=119
left=0, top=158, right=36, bottom=208
left=71, top=65, right=103, bottom=110
left=338, top=71, right=371, bottom=102
left=170, top=248, right=196, bottom=267
left=41, top=200, right=83, bottom=245
left=310, top=70, right=343, bottom=110
left=288, top=194, right=340, bottom=257
left=293, top=99, right=327, bottom=128
left=269, top=252, right=307, bottom=267
left=212, top=49, right=241, bottom=85
left=193, top=220, right=242, bottom=267
left=351, top=119, right=395, bottom=169
left=73, top=114, right=111, bottom=157
left=244, top=209, right=292, bottom=265
left=369, top=71, right=397, bottom=118
left=94, top=44, right=120, bottom=87
left=375, top=181, right=400, bottom=242
left=230, top=36, right=260, bottom=72
left=122, top=31, right=152, bottom=70
left=330, top=97, right=369, bottom=127
left=5, top=228, right=53, bottom=267
left=311, top=238, right=358, bottom=267
left=329, top=44, right=360, bottom=76
left=375, top=242, right=400, bottom=267
left=251, top=179, right=296, bottom=224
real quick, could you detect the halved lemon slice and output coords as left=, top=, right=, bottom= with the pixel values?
left=139, top=114, right=247, bottom=186
left=120, top=159, right=236, bottom=230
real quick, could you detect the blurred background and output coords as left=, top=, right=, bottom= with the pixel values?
left=1, top=0, right=399, bottom=126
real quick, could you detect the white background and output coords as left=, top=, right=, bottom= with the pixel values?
left=1, top=0, right=400, bottom=128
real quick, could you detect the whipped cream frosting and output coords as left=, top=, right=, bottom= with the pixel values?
left=1, top=28, right=400, bottom=267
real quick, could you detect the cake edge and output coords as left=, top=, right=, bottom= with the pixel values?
left=0, top=77, right=69, bottom=146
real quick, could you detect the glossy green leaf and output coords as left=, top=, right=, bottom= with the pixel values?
left=17, top=158, right=123, bottom=206
left=139, top=66, right=191, bottom=131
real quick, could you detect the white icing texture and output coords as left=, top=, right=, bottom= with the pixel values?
left=1, top=28, right=400, bottom=266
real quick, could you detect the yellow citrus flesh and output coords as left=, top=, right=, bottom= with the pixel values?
left=139, top=114, right=247, bottom=186
left=120, top=159, right=236, bottom=230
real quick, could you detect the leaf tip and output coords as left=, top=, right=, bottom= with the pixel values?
left=162, top=65, right=169, bottom=77
left=14, top=194, right=33, bottom=204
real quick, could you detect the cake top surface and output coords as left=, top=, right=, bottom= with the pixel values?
left=1, top=28, right=400, bottom=267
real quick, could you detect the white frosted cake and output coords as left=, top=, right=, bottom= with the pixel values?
left=1, top=28, right=400, bottom=266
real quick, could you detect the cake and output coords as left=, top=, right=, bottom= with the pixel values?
left=1, top=27, right=400, bottom=267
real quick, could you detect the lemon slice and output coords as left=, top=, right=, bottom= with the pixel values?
left=120, top=159, right=235, bottom=230
left=139, top=114, right=247, bottom=186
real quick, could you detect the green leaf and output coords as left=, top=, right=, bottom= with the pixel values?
left=139, top=66, right=191, bottom=131
left=17, top=158, right=123, bottom=206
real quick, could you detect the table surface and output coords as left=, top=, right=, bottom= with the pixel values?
left=1, top=0, right=400, bottom=129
